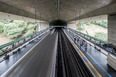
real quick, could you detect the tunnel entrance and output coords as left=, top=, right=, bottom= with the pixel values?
left=50, top=20, right=67, bottom=27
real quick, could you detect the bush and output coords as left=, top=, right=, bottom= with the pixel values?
left=3, top=23, right=25, bottom=39
left=94, top=32, right=107, bottom=41
left=77, top=22, right=85, bottom=31
left=0, top=19, right=37, bottom=39
left=0, top=19, right=13, bottom=24
left=89, top=20, right=107, bottom=28
left=24, top=30, right=35, bottom=36
left=0, top=22, right=4, bottom=33
left=14, top=20, right=27, bottom=28
left=27, top=24, right=35, bottom=30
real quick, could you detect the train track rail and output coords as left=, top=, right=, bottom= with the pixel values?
left=56, top=29, right=93, bottom=77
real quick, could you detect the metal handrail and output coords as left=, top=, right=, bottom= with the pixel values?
left=0, top=28, right=52, bottom=55
left=68, top=28, right=107, bottom=44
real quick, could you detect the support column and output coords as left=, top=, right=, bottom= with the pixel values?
left=38, top=23, right=41, bottom=31
left=108, top=15, right=116, bottom=46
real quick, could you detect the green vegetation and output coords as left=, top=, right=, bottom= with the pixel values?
left=0, top=19, right=13, bottom=24
left=0, top=19, right=37, bottom=39
left=76, top=20, right=108, bottom=42
left=77, top=22, right=85, bottom=31
left=24, top=24, right=36, bottom=36
left=88, top=20, right=107, bottom=28
left=3, top=23, right=25, bottom=39
left=94, top=32, right=107, bottom=42
left=0, top=22, right=4, bottom=33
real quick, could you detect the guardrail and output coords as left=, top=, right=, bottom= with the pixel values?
left=0, top=28, right=52, bottom=57
left=66, top=28, right=116, bottom=56
left=67, top=28, right=107, bottom=45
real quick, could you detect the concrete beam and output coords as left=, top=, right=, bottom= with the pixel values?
left=68, top=15, right=107, bottom=24
left=0, top=11, right=47, bottom=23
left=70, top=3, right=116, bottom=22
left=0, top=2, right=47, bottom=21
left=108, top=15, right=116, bottom=46
left=0, top=2, right=35, bottom=18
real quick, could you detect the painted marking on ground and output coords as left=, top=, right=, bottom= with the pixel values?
left=1, top=31, right=49, bottom=77
left=83, top=57, right=88, bottom=63
left=64, top=31, right=102, bottom=77
left=86, top=52, right=112, bottom=77
left=66, top=30, right=112, bottom=77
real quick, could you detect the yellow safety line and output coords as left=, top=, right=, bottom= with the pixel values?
left=65, top=31, right=102, bottom=77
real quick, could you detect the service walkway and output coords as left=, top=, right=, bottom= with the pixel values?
left=65, top=29, right=116, bottom=77
left=0, top=32, right=48, bottom=76
left=0, top=28, right=116, bottom=77
left=1, top=30, right=58, bottom=77
left=87, top=44, right=116, bottom=77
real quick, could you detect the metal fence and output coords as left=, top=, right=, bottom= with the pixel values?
left=67, top=28, right=107, bottom=45
left=0, top=28, right=52, bottom=56
left=66, top=28, right=116, bottom=56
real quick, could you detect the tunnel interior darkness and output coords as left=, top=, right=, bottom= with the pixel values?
left=49, top=20, right=67, bottom=26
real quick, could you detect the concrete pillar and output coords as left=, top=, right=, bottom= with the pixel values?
left=108, top=15, right=116, bottom=46
left=38, top=23, right=41, bottom=31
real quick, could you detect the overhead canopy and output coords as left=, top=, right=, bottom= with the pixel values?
left=0, top=0, right=116, bottom=22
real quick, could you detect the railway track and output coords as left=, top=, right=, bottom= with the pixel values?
left=56, top=29, right=93, bottom=77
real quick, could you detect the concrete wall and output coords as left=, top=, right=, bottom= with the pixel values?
left=67, top=23, right=77, bottom=30
left=39, top=22, right=49, bottom=31
left=108, top=15, right=116, bottom=46
left=69, top=15, right=107, bottom=23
